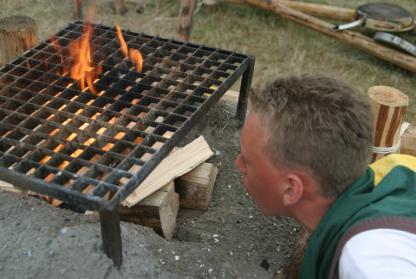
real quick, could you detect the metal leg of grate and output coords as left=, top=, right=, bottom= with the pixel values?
left=99, top=206, right=123, bottom=268
left=236, top=56, right=255, bottom=125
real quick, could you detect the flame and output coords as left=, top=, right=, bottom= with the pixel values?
left=68, top=22, right=100, bottom=94
left=115, top=24, right=143, bottom=72
left=116, top=25, right=128, bottom=57
left=129, top=49, right=143, bottom=72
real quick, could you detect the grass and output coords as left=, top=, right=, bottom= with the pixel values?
left=0, top=0, right=415, bottom=121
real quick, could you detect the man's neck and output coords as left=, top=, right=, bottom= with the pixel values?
left=292, top=196, right=335, bottom=231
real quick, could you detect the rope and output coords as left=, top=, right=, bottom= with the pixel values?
left=372, top=122, right=410, bottom=154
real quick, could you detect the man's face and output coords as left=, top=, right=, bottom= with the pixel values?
left=235, top=113, right=289, bottom=216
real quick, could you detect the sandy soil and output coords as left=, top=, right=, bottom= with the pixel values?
left=0, top=103, right=300, bottom=279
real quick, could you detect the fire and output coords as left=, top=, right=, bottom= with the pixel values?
left=68, top=22, right=100, bottom=94
left=48, top=21, right=143, bottom=93
left=115, top=24, right=143, bottom=72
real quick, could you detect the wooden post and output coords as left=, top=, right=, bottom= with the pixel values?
left=368, top=86, right=409, bottom=162
left=401, top=124, right=416, bottom=157
left=114, top=0, right=126, bottom=15
left=72, top=0, right=83, bottom=19
left=0, top=16, right=38, bottom=66
left=177, top=0, right=198, bottom=41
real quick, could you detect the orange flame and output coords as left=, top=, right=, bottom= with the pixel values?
left=115, top=24, right=143, bottom=72
left=116, top=25, right=128, bottom=57
left=68, top=22, right=101, bottom=94
left=129, top=49, right=143, bottom=72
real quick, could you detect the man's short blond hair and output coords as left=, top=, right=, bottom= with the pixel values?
left=250, top=75, right=373, bottom=197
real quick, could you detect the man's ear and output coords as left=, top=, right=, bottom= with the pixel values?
left=282, top=174, right=304, bottom=206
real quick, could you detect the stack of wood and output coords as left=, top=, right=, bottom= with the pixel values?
left=0, top=136, right=219, bottom=240
left=120, top=136, right=219, bottom=239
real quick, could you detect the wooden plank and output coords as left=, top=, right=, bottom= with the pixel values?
left=119, top=182, right=179, bottom=240
left=123, top=136, right=214, bottom=207
left=176, top=163, right=218, bottom=210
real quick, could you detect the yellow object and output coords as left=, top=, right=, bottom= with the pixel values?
left=370, top=154, right=416, bottom=185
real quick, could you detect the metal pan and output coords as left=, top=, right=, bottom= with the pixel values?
left=334, top=3, right=414, bottom=32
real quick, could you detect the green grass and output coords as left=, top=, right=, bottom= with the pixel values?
left=0, top=0, right=415, bottom=121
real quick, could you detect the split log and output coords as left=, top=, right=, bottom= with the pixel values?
left=401, top=124, right=416, bottom=157
left=176, top=163, right=218, bottom=210
left=0, top=180, right=19, bottom=193
left=123, top=136, right=214, bottom=207
left=222, top=89, right=239, bottom=105
left=239, top=0, right=416, bottom=73
left=177, top=0, right=198, bottom=41
left=368, top=86, right=409, bottom=162
left=72, top=0, right=83, bottom=20
left=0, top=16, right=38, bottom=66
left=120, top=182, right=179, bottom=240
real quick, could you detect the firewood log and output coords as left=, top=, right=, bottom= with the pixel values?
left=0, top=16, right=38, bottom=66
left=368, top=86, right=408, bottom=162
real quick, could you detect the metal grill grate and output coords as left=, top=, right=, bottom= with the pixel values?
left=0, top=21, right=254, bottom=266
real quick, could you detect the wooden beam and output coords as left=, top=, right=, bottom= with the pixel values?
left=368, top=86, right=408, bottom=162
left=176, top=0, right=198, bottom=41
left=0, top=16, right=38, bottom=66
left=123, top=136, right=214, bottom=207
left=120, top=182, right=179, bottom=240
left=176, top=163, right=218, bottom=210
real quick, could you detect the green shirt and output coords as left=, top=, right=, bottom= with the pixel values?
left=298, top=154, right=416, bottom=279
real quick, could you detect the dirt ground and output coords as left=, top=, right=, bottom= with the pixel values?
left=1, top=0, right=415, bottom=278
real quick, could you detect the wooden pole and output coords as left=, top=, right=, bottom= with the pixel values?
left=239, top=0, right=416, bottom=73
left=114, top=0, right=126, bottom=15
left=368, top=86, right=409, bottom=162
left=0, top=16, right=38, bottom=66
left=226, top=0, right=356, bottom=22
left=72, top=0, right=83, bottom=20
left=177, top=0, right=198, bottom=41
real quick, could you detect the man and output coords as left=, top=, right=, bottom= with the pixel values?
left=235, top=75, right=416, bottom=278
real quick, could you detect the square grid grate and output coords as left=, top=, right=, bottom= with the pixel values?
left=0, top=21, right=254, bottom=266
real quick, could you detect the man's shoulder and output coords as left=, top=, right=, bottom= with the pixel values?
left=339, top=229, right=416, bottom=279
